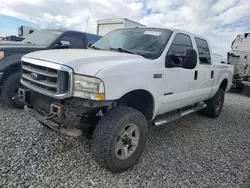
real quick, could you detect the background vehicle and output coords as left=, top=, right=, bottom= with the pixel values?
left=97, top=18, right=145, bottom=36
left=18, top=25, right=38, bottom=39
left=18, top=27, right=233, bottom=172
left=0, top=29, right=101, bottom=108
left=228, top=33, right=250, bottom=91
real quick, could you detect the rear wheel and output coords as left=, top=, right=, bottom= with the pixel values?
left=91, top=106, right=148, bottom=172
left=203, top=88, right=225, bottom=118
left=2, top=72, right=24, bottom=109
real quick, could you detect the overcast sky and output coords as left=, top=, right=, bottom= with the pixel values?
left=0, top=0, right=250, bottom=57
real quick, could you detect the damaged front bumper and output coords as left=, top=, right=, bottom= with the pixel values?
left=18, top=88, right=114, bottom=138
left=24, top=105, right=83, bottom=137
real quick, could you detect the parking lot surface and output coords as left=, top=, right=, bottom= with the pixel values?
left=0, top=92, right=250, bottom=188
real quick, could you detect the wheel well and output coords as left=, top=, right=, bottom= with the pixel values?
left=1, top=64, right=21, bottom=82
left=119, top=90, right=154, bottom=121
left=219, top=79, right=228, bottom=91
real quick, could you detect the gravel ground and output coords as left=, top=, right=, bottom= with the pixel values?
left=0, top=92, right=250, bottom=188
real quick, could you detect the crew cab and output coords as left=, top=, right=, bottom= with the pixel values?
left=0, top=29, right=101, bottom=108
left=17, top=27, right=233, bottom=172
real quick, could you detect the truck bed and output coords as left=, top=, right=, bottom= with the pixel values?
left=213, top=64, right=234, bottom=92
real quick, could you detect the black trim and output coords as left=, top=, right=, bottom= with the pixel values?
left=194, top=70, right=198, bottom=80
left=164, top=92, right=173, bottom=96
left=153, top=74, right=162, bottom=78
left=211, top=70, right=214, bottom=78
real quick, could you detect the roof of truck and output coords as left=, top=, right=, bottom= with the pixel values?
left=163, top=27, right=208, bottom=41
left=39, top=29, right=101, bottom=37
left=42, top=29, right=65, bottom=32
left=41, top=29, right=87, bottom=34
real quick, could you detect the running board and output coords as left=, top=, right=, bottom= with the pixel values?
left=153, top=102, right=207, bottom=127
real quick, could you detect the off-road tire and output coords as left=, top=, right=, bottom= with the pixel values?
left=2, top=72, right=24, bottom=109
left=203, top=88, right=225, bottom=118
left=91, top=106, right=148, bottom=173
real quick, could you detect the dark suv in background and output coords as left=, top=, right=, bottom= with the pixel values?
left=0, top=29, right=101, bottom=108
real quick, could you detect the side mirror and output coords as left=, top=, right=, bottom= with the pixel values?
left=165, top=54, right=182, bottom=68
left=54, top=40, right=70, bottom=49
left=182, top=49, right=197, bottom=69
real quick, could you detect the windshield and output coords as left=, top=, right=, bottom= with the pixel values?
left=92, top=28, right=172, bottom=59
left=22, top=30, right=63, bottom=46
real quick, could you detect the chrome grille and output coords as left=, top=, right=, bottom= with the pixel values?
left=21, top=57, right=73, bottom=99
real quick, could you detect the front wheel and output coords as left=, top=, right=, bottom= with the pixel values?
left=91, top=106, right=148, bottom=172
left=203, top=88, right=225, bottom=118
left=2, top=72, right=24, bottom=109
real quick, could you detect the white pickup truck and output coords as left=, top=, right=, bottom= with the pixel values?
left=18, top=27, right=233, bottom=172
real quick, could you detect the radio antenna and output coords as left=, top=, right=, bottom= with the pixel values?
left=85, top=6, right=91, bottom=33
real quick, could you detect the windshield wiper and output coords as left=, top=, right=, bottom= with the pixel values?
left=110, top=47, right=138, bottom=55
left=110, top=47, right=153, bottom=58
left=23, top=41, right=34, bottom=44
left=90, top=45, right=101, bottom=50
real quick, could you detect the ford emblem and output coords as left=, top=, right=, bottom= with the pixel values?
left=30, top=73, right=38, bottom=80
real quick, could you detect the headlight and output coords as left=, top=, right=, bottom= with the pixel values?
left=0, top=51, right=4, bottom=60
left=73, top=74, right=105, bottom=100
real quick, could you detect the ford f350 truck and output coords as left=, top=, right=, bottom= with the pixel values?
left=17, top=28, right=233, bottom=172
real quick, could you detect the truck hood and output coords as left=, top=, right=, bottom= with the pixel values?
left=0, top=41, right=45, bottom=52
left=23, top=49, right=146, bottom=76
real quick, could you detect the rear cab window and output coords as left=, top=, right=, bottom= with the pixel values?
left=195, top=37, right=211, bottom=64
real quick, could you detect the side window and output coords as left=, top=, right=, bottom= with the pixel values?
left=166, top=33, right=193, bottom=67
left=195, top=37, right=211, bottom=64
left=60, top=33, right=85, bottom=48
left=168, top=33, right=193, bottom=55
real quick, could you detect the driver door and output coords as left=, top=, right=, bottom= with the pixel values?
left=159, top=33, right=199, bottom=114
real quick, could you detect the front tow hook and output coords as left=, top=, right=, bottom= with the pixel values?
left=12, top=95, right=22, bottom=100
left=45, top=113, right=57, bottom=120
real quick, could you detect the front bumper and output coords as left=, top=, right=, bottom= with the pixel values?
left=24, top=105, right=82, bottom=137
left=18, top=88, right=113, bottom=137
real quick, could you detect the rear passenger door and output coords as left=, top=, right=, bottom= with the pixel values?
left=60, top=33, right=86, bottom=48
left=193, top=37, right=213, bottom=101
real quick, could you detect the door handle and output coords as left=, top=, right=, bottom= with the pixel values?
left=211, top=70, right=214, bottom=78
left=194, top=70, right=198, bottom=80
